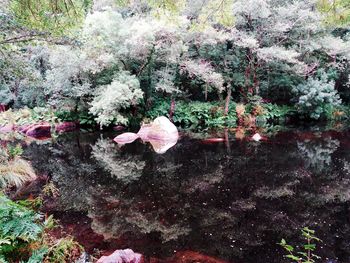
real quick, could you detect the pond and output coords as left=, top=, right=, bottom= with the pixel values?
left=16, top=127, right=350, bottom=262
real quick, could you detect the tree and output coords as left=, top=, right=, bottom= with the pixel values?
left=318, top=0, right=350, bottom=26
left=10, top=0, right=92, bottom=35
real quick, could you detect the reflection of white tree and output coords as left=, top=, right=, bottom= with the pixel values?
left=126, top=212, right=190, bottom=242
left=91, top=138, right=145, bottom=182
left=344, top=160, right=350, bottom=174
left=297, top=138, right=340, bottom=173
left=87, top=193, right=190, bottom=243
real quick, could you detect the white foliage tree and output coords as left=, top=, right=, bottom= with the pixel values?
left=90, top=71, right=143, bottom=126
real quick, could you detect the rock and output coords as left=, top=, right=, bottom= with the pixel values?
left=55, top=122, right=78, bottom=133
left=96, top=249, right=143, bottom=263
left=75, top=252, right=92, bottom=263
left=0, top=124, right=15, bottom=133
left=113, top=132, right=140, bottom=144
left=148, top=138, right=178, bottom=154
left=113, top=125, right=126, bottom=131
left=145, top=116, right=178, bottom=141
left=18, top=124, right=35, bottom=134
left=137, top=123, right=152, bottom=141
left=144, top=117, right=179, bottom=154
left=113, top=117, right=179, bottom=154
left=252, top=133, right=262, bottom=142
left=0, top=104, right=7, bottom=112
left=25, top=123, right=51, bottom=138
left=202, top=138, right=225, bottom=144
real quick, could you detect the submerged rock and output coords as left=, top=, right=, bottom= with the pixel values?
left=96, top=249, right=143, bottom=263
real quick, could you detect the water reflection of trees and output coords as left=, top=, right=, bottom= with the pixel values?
left=91, top=138, right=145, bottom=182
left=297, top=137, right=340, bottom=174
left=24, top=132, right=350, bottom=263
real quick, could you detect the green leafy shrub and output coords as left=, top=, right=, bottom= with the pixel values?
left=148, top=99, right=297, bottom=128
left=292, top=72, right=341, bottom=120
left=0, top=194, right=83, bottom=263
left=278, top=227, right=322, bottom=263
left=44, top=237, right=83, bottom=263
left=147, top=99, right=237, bottom=128
left=261, top=104, right=296, bottom=122
left=55, top=110, right=96, bottom=126
left=0, top=194, right=44, bottom=260
left=6, top=144, right=23, bottom=160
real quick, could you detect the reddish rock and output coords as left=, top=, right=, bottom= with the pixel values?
left=0, top=104, right=7, bottom=112
left=18, top=124, right=35, bottom=134
left=202, top=138, right=225, bottom=144
left=25, top=123, right=51, bottom=138
left=97, top=249, right=143, bottom=263
left=55, top=122, right=78, bottom=133
left=113, top=125, right=126, bottom=131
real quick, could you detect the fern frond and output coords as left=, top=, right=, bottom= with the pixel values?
left=0, top=194, right=43, bottom=243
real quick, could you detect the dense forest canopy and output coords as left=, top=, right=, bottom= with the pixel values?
left=0, top=0, right=349, bottom=126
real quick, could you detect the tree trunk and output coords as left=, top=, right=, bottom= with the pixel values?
left=224, top=86, right=231, bottom=116
left=169, top=98, right=176, bottom=122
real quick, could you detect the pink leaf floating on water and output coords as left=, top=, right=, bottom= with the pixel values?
left=113, top=132, right=139, bottom=144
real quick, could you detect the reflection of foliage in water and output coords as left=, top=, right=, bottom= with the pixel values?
left=21, top=131, right=350, bottom=262
left=126, top=212, right=190, bottom=242
left=91, top=138, right=145, bottom=182
left=86, top=191, right=191, bottom=243
left=297, top=137, right=340, bottom=174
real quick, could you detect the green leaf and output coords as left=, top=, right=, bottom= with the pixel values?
left=304, top=244, right=316, bottom=250
left=286, top=255, right=301, bottom=261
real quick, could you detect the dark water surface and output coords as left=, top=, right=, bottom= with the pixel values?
left=22, top=128, right=350, bottom=262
